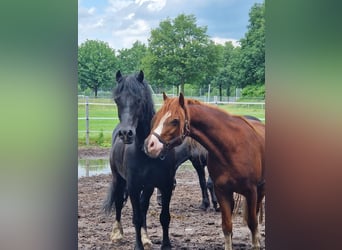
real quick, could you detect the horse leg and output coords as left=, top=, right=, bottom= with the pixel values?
left=110, top=175, right=126, bottom=242
left=103, top=170, right=126, bottom=242
left=140, top=187, right=154, bottom=249
left=207, top=176, right=219, bottom=211
left=192, top=160, right=210, bottom=210
left=215, top=184, right=234, bottom=250
left=257, top=182, right=265, bottom=224
left=159, top=187, right=173, bottom=250
left=215, top=187, right=234, bottom=250
left=244, top=186, right=261, bottom=250
left=129, top=187, right=144, bottom=250
left=157, top=178, right=175, bottom=207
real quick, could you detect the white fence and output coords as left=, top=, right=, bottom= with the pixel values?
left=78, top=95, right=265, bottom=145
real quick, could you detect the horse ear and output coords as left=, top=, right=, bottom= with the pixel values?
left=137, top=70, right=144, bottom=83
left=116, top=70, right=122, bottom=82
left=179, top=92, right=185, bottom=108
left=163, top=92, right=169, bottom=101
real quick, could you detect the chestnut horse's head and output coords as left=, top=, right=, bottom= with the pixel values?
left=144, top=93, right=190, bottom=159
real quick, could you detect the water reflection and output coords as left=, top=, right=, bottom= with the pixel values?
left=78, top=158, right=111, bottom=178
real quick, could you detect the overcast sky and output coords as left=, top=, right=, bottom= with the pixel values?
left=78, top=0, right=263, bottom=50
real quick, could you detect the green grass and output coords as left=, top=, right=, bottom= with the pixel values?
left=78, top=99, right=265, bottom=147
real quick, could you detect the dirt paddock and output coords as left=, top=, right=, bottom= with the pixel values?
left=78, top=147, right=265, bottom=249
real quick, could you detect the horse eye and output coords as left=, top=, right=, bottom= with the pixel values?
left=170, top=119, right=179, bottom=126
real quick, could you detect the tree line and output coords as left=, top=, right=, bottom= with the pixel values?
left=78, top=2, right=265, bottom=99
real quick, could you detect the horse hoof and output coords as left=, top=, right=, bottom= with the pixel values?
left=141, top=228, right=152, bottom=249
left=110, top=232, right=123, bottom=243
left=110, top=221, right=123, bottom=242
left=143, top=241, right=152, bottom=250
left=199, top=203, right=209, bottom=211
left=161, top=244, right=172, bottom=250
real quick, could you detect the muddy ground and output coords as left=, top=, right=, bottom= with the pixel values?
left=78, top=147, right=265, bottom=249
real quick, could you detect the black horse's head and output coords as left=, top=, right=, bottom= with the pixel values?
left=114, top=70, right=155, bottom=144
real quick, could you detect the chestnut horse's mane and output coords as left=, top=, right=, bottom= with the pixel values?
left=185, top=98, right=261, bottom=135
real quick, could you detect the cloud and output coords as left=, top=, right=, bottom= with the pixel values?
left=135, top=0, right=166, bottom=11
left=211, top=37, right=240, bottom=47
left=78, top=0, right=263, bottom=50
left=125, top=13, right=136, bottom=20
left=107, top=0, right=134, bottom=13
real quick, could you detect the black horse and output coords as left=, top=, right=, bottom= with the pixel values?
left=103, top=71, right=177, bottom=250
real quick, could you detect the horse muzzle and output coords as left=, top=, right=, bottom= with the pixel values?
left=143, top=134, right=165, bottom=159
left=118, top=128, right=135, bottom=144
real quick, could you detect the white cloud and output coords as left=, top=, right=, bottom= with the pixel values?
left=113, top=19, right=150, bottom=37
left=88, top=7, right=95, bottom=15
left=125, top=13, right=135, bottom=20
left=211, top=37, right=240, bottom=47
left=79, top=0, right=260, bottom=50
left=135, top=0, right=166, bottom=11
left=107, top=0, right=134, bottom=13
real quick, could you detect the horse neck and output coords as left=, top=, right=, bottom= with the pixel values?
left=186, top=104, right=240, bottom=163
left=136, top=110, right=155, bottom=145
left=174, top=141, right=191, bottom=167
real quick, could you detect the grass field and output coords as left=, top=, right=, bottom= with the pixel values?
left=78, top=97, right=265, bottom=147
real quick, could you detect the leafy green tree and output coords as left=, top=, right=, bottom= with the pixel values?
left=238, top=1, right=265, bottom=87
left=144, top=14, right=217, bottom=94
left=78, top=40, right=117, bottom=97
left=117, top=41, right=148, bottom=74
left=210, top=42, right=236, bottom=100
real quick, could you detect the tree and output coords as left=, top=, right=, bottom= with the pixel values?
left=145, top=14, right=217, bottom=94
left=238, top=1, right=265, bottom=87
left=117, top=41, right=148, bottom=74
left=78, top=40, right=117, bottom=97
left=210, top=42, right=236, bottom=100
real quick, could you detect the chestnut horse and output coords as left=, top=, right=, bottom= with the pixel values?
left=144, top=93, right=265, bottom=250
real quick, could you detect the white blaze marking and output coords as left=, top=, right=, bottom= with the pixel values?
left=153, top=111, right=171, bottom=135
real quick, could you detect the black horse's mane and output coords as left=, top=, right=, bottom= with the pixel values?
left=113, top=72, right=156, bottom=140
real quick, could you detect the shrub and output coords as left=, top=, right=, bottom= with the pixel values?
left=241, top=84, right=265, bottom=98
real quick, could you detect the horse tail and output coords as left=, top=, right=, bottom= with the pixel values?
left=102, top=180, right=116, bottom=216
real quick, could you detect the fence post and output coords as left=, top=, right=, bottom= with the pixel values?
left=86, top=96, right=89, bottom=145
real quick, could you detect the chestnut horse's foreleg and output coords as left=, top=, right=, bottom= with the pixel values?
left=245, top=186, right=261, bottom=250
left=215, top=187, right=235, bottom=250
left=257, top=182, right=265, bottom=224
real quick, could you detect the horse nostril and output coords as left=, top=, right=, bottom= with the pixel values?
left=149, top=141, right=154, bottom=149
left=127, top=130, right=133, bottom=137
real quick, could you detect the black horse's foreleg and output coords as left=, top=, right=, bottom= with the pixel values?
left=192, top=160, right=210, bottom=210
left=159, top=187, right=172, bottom=250
left=113, top=175, right=126, bottom=241
left=140, top=187, right=154, bottom=248
left=207, top=176, right=219, bottom=211
left=129, top=188, right=144, bottom=250
left=103, top=173, right=126, bottom=242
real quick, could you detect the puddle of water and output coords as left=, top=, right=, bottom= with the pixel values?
left=78, top=158, right=111, bottom=178
left=78, top=159, right=196, bottom=178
